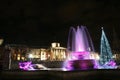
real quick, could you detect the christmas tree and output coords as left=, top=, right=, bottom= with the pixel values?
left=100, top=27, right=113, bottom=65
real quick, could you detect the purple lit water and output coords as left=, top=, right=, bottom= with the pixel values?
left=67, top=26, right=94, bottom=52
left=63, top=26, right=97, bottom=70
left=19, top=61, right=35, bottom=70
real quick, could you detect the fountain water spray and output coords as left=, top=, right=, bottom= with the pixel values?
left=63, top=26, right=98, bottom=70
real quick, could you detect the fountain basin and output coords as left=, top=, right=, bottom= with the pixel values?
left=66, top=59, right=95, bottom=70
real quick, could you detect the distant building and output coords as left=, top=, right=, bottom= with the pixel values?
left=89, top=52, right=100, bottom=60
left=48, top=42, right=67, bottom=61
left=25, top=48, right=48, bottom=61
left=112, top=28, right=120, bottom=64
left=3, top=42, right=67, bottom=62
left=4, top=44, right=28, bottom=61
left=1, top=42, right=67, bottom=69
left=25, top=42, right=67, bottom=61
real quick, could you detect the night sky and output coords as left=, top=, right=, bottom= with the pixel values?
left=0, top=0, right=120, bottom=51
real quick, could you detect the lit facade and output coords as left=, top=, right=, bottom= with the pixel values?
left=26, top=48, right=48, bottom=61
left=90, top=52, right=100, bottom=60
left=5, top=43, right=67, bottom=62
left=7, top=46, right=48, bottom=61
left=49, top=42, right=67, bottom=61
left=112, top=50, right=120, bottom=64
left=4, top=44, right=28, bottom=61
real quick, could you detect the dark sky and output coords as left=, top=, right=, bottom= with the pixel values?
left=0, top=0, right=120, bottom=51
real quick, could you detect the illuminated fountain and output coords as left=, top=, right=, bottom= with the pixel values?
left=19, top=61, right=35, bottom=70
left=19, top=61, right=47, bottom=70
left=18, top=26, right=117, bottom=71
left=63, top=26, right=99, bottom=70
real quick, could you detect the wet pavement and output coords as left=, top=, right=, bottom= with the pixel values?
left=0, top=69, right=120, bottom=80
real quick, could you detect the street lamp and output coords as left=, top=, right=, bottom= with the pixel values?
left=28, top=54, right=33, bottom=61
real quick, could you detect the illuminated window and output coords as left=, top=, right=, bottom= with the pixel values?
left=17, top=54, right=20, bottom=60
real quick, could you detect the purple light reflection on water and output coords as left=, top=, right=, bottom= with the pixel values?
left=100, top=60, right=117, bottom=69
left=19, top=61, right=35, bottom=70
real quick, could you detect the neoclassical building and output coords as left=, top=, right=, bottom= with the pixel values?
left=48, top=42, right=67, bottom=61
left=4, top=42, right=67, bottom=62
